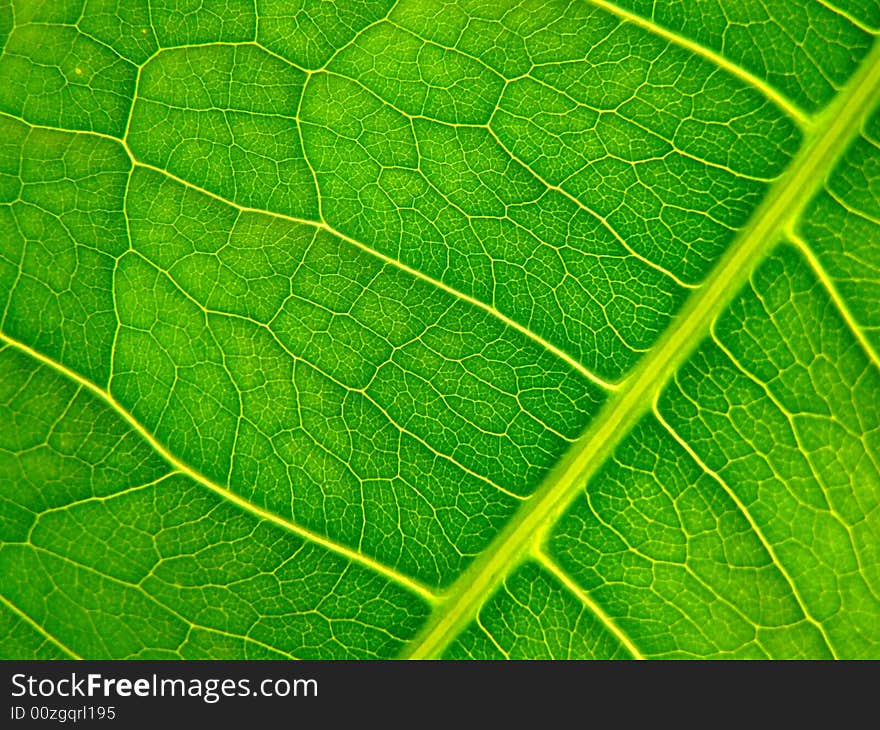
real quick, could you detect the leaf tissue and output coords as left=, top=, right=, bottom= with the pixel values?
left=0, top=0, right=878, bottom=660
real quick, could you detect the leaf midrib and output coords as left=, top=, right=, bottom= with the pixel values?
left=2, top=11, right=877, bottom=660
left=402, top=39, right=880, bottom=659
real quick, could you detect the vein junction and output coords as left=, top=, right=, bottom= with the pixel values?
left=0, top=0, right=877, bottom=660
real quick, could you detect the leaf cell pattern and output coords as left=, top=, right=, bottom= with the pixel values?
left=0, top=0, right=878, bottom=659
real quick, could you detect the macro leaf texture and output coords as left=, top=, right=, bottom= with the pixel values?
left=0, top=0, right=879, bottom=660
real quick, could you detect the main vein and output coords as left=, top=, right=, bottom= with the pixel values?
left=403, top=40, right=880, bottom=659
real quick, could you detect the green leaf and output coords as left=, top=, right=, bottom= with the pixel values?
left=0, top=0, right=878, bottom=660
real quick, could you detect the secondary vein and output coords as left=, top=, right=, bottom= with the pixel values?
left=584, top=0, right=812, bottom=127
left=0, top=593, right=82, bottom=660
left=128, top=158, right=618, bottom=392
left=0, top=331, right=439, bottom=604
left=0, top=108, right=617, bottom=392
left=653, top=401, right=839, bottom=659
left=789, top=232, right=880, bottom=370
left=402, top=39, right=880, bottom=659
left=535, top=550, right=645, bottom=660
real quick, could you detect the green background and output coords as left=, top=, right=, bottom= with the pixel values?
left=0, top=0, right=878, bottom=659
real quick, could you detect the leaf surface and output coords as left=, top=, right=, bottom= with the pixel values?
left=0, top=0, right=878, bottom=659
